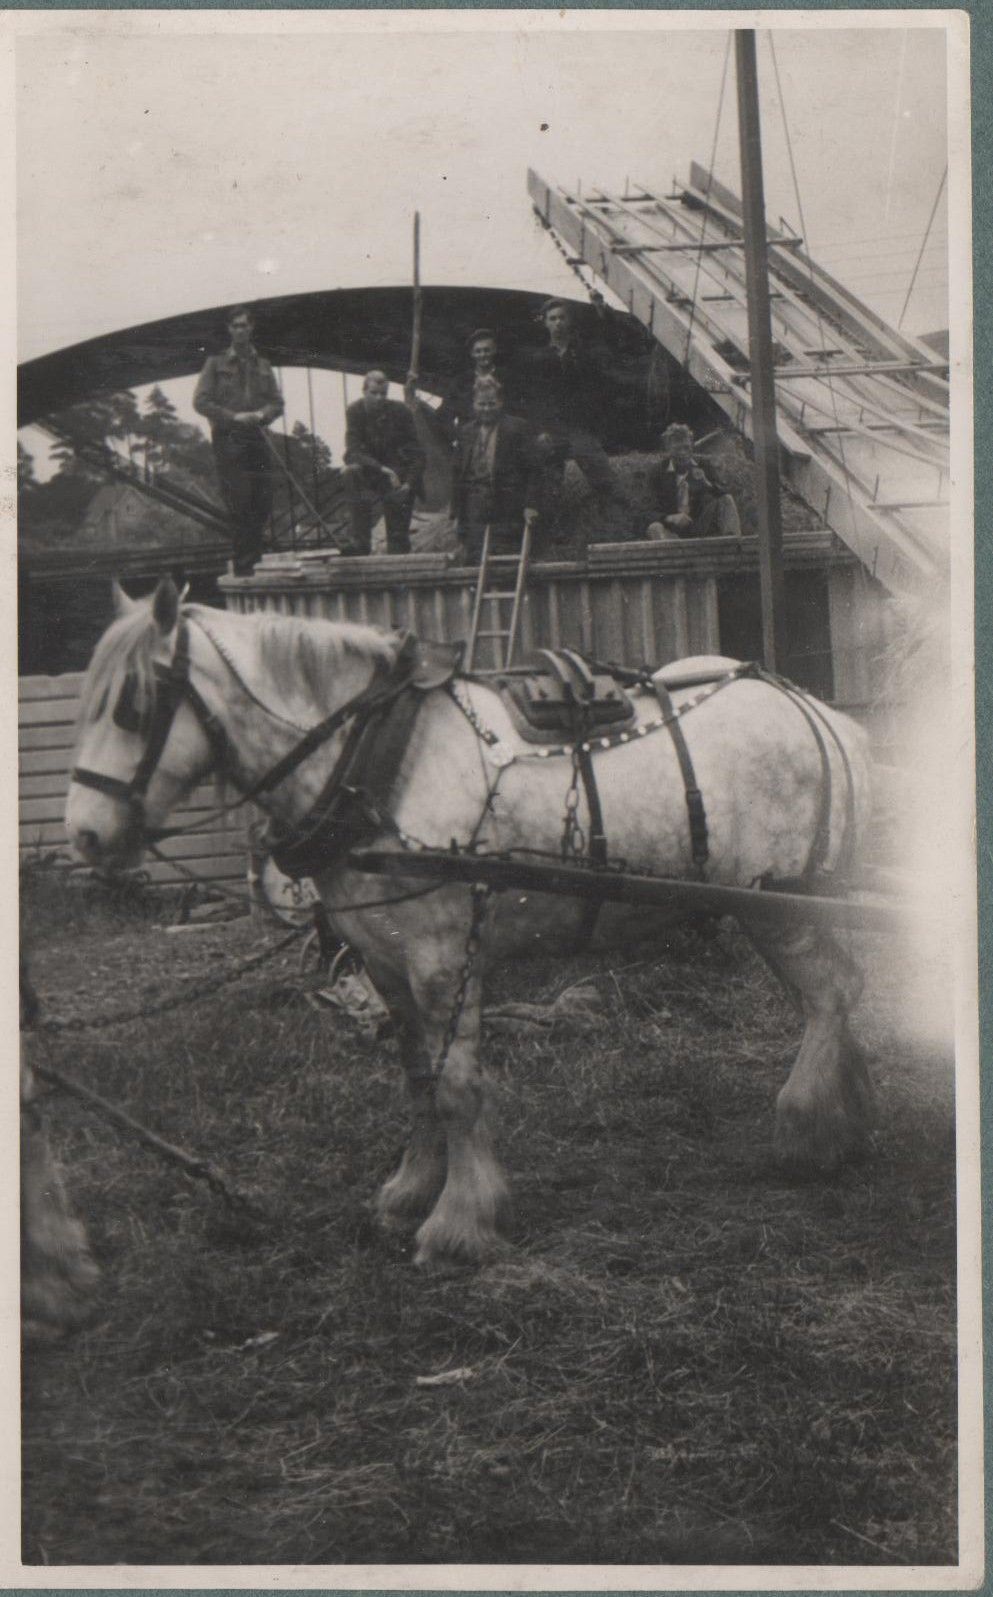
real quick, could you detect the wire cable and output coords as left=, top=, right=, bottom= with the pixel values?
left=767, top=32, right=861, bottom=546
left=683, top=31, right=732, bottom=368
left=898, top=166, right=948, bottom=331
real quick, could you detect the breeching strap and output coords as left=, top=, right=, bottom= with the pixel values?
left=652, top=679, right=710, bottom=879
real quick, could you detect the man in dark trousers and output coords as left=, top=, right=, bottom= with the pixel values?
left=646, top=424, right=742, bottom=540
left=451, top=377, right=540, bottom=564
left=193, top=306, right=284, bottom=575
left=341, top=370, right=426, bottom=554
left=523, top=298, right=625, bottom=511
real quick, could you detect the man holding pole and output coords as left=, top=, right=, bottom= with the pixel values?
left=193, top=305, right=284, bottom=575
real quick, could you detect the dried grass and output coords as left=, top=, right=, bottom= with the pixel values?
left=22, top=872, right=957, bottom=1567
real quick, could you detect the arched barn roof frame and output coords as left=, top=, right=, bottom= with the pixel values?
left=17, top=285, right=656, bottom=425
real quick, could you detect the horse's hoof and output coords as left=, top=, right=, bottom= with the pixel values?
left=376, top=1180, right=443, bottom=1230
left=773, top=1103, right=871, bottom=1176
left=413, top=1220, right=508, bottom=1270
left=375, top=1203, right=420, bottom=1238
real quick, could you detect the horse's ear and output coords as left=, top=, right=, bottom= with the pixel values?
left=151, top=577, right=180, bottom=635
left=111, top=579, right=137, bottom=618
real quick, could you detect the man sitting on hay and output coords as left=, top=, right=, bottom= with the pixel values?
left=646, top=423, right=742, bottom=541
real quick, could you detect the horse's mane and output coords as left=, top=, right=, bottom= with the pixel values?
left=77, top=602, right=402, bottom=739
left=228, top=611, right=401, bottom=707
left=76, top=608, right=162, bottom=734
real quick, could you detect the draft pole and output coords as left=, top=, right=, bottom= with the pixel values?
left=735, top=28, right=787, bottom=673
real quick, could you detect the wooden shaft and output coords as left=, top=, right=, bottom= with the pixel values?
left=349, top=848, right=911, bottom=934
left=735, top=30, right=787, bottom=673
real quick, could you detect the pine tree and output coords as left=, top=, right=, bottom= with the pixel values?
left=17, top=440, right=36, bottom=492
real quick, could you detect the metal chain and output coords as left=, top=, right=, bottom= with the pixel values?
left=448, top=681, right=502, bottom=748
left=432, top=882, right=491, bottom=1080
left=560, top=747, right=587, bottom=861
left=31, top=1036, right=261, bottom=1214
left=38, top=926, right=303, bottom=1036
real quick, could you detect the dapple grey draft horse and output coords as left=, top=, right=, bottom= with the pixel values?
left=67, top=579, right=873, bottom=1266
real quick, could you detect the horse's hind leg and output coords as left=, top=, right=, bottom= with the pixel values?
left=743, top=917, right=873, bottom=1172
left=365, top=963, right=448, bottom=1229
left=412, top=972, right=511, bottom=1266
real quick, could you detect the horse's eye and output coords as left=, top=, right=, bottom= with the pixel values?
left=112, top=674, right=151, bottom=734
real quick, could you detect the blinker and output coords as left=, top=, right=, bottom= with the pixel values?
left=112, top=671, right=153, bottom=736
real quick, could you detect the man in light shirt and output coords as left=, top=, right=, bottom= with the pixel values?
left=193, top=306, right=285, bottom=575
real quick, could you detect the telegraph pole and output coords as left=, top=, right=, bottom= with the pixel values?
left=735, top=29, right=787, bottom=673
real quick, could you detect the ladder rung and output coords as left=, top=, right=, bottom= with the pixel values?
left=477, top=630, right=512, bottom=640
left=484, top=590, right=517, bottom=599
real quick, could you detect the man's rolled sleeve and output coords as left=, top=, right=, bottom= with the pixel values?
left=193, top=358, right=234, bottom=425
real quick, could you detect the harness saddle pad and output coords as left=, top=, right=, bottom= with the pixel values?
left=496, top=651, right=637, bottom=746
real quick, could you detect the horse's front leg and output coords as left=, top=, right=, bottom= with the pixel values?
left=413, top=972, right=511, bottom=1267
left=359, top=955, right=448, bottom=1230
left=376, top=1010, right=448, bottom=1230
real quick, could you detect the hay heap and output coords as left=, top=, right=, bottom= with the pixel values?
left=408, top=431, right=822, bottom=558
left=545, top=432, right=823, bottom=556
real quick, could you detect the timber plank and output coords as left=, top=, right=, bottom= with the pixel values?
left=18, top=698, right=81, bottom=727
left=20, top=816, right=246, bottom=858
left=19, top=674, right=86, bottom=701
left=18, top=724, right=79, bottom=751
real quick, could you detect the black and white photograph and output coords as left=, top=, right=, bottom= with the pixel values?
left=11, top=8, right=979, bottom=1581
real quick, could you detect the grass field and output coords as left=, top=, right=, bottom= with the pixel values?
left=21, top=865, right=958, bottom=1568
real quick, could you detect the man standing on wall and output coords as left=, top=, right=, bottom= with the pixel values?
left=341, top=370, right=426, bottom=555
left=450, top=377, right=540, bottom=563
left=193, top=306, right=285, bottom=576
left=522, top=298, right=626, bottom=517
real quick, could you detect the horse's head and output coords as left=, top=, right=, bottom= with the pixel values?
left=66, top=578, right=225, bottom=869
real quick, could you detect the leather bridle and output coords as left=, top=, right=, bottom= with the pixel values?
left=72, top=618, right=229, bottom=843
left=71, top=615, right=426, bottom=851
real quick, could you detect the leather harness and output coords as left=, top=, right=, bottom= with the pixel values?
left=72, top=619, right=229, bottom=840
left=73, top=616, right=854, bottom=906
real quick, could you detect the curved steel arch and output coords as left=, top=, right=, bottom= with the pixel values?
left=18, top=285, right=617, bottom=424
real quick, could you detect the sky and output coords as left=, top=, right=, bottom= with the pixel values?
left=14, top=13, right=953, bottom=465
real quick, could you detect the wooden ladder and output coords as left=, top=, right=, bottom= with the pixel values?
left=464, top=523, right=533, bottom=671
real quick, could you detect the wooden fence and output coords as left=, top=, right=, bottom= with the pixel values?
left=18, top=673, right=248, bottom=886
